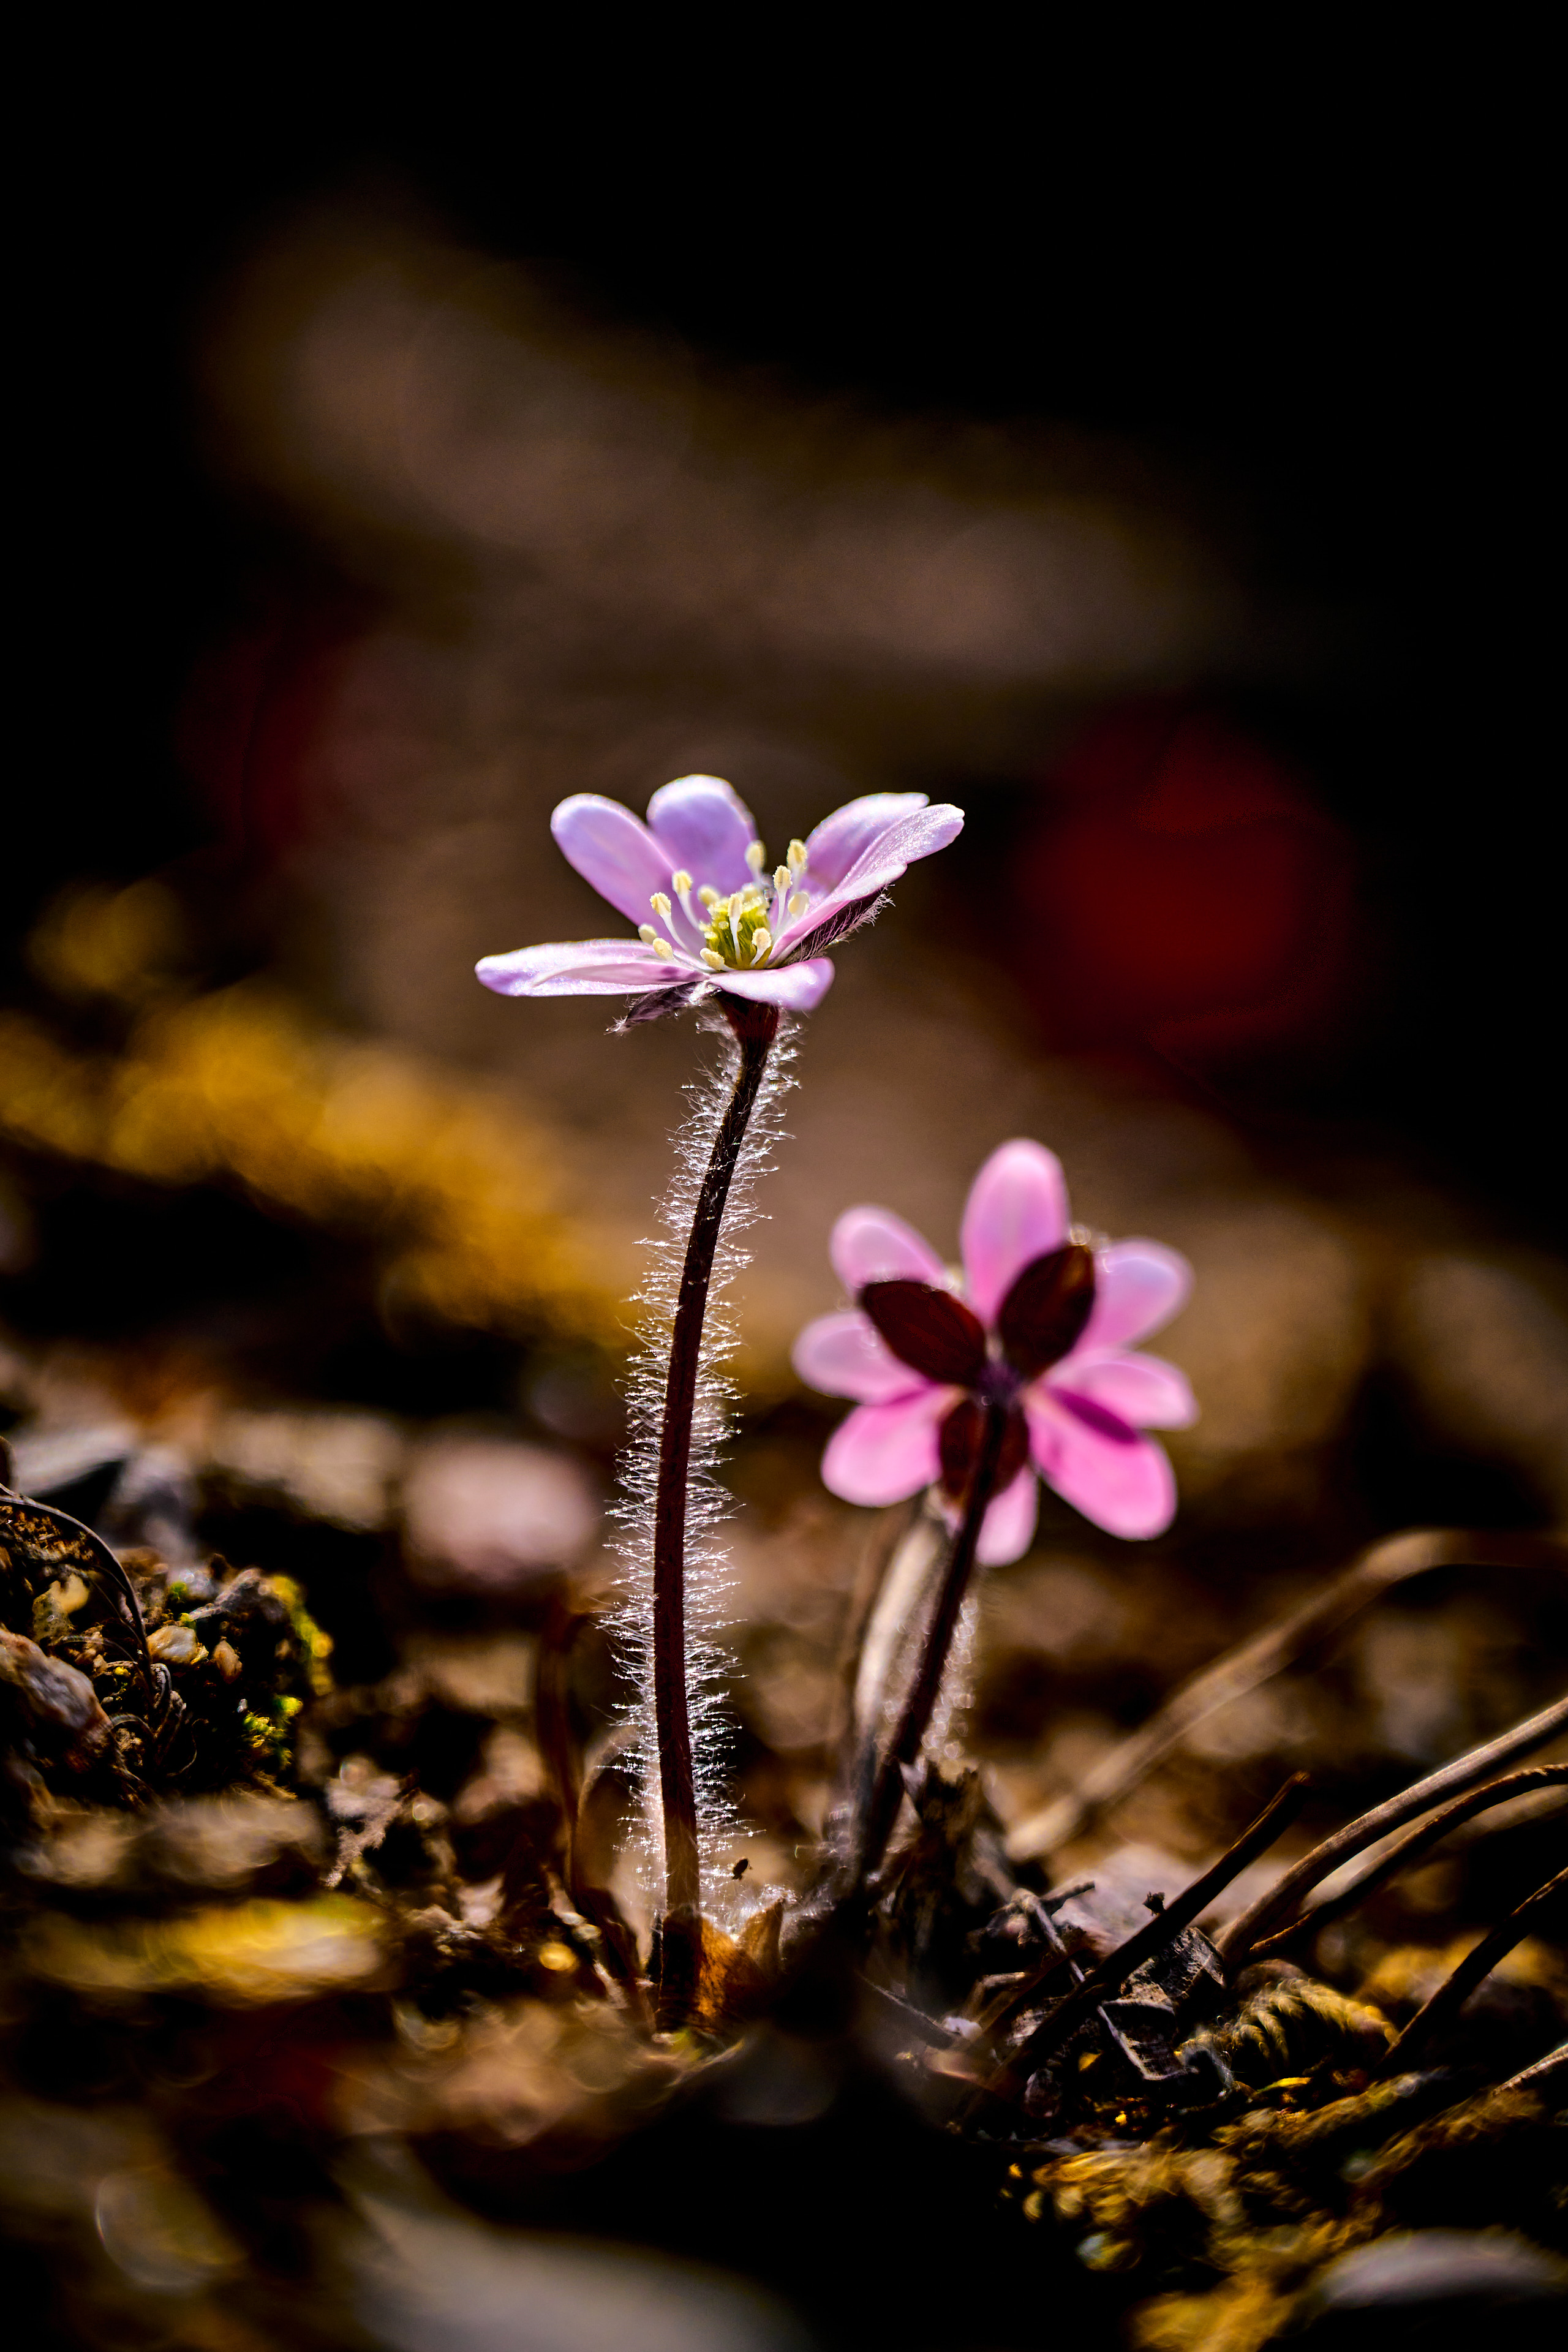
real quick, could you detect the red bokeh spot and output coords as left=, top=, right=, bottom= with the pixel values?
left=178, top=595, right=371, bottom=864
left=1011, top=703, right=1357, bottom=1065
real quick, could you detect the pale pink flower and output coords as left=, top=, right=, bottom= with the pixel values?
left=794, top=1140, right=1196, bottom=1559
left=477, top=774, right=964, bottom=1019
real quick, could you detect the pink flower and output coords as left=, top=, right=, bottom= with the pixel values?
left=477, top=775, right=964, bottom=1018
left=793, top=1140, right=1196, bottom=1559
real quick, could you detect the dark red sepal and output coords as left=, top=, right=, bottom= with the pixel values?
left=997, top=1243, right=1096, bottom=1379
left=861, top=1280, right=988, bottom=1385
left=938, top=1398, right=1030, bottom=1500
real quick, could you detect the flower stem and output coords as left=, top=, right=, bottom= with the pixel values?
left=857, top=1397, right=1007, bottom=1888
left=653, top=993, right=780, bottom=2026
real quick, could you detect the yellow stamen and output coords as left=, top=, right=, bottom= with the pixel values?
left=700, top=948, right=725, bottom=970
left=653, top=938, right=674, bottom=961
left=788, top=839, right=808, bottom=873
left=698, top=885, right=720, bottom=910
left=774, top=865, right=790, bottom=893
left=752, top=927, right=771, bottom=957
left=650, top=891, right=672, bottom=921
left=638, top=923, right=658, bottom=944
left=788, top=891, right=808, bottom=918
left=671, top=869, right=692, bottom=895
left=745, top=839, right=766, bottom=873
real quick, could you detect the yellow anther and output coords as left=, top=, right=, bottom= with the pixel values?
left=788, top=839, right=808, bottom=873
left=671, top=869, right=692, bottom=895
left=699, top=948, right=725, bottom=970
left=788, top=891, right=808, bottom=918
left=745, top=839, right=766, bottom=873
left=698, top=884, right=720, bottom=910
left=653, top=938, right=674, bottom=961
left=752, top=927, right=772, bottom=957
left=638, top=923, right=658, bottom=944
left=650, top=891, right=673, bottom=920
left=774, top=865, right=790, bottom=893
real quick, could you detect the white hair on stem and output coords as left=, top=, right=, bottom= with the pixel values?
left=609, top=1006, right=797, bottom=1914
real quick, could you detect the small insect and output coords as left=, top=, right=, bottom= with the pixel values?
left=1179, top=1977, right=1393, bottom=2094
left=732, top=1857, right=750, bottom=1879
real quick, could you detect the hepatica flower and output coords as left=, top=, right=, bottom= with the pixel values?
left=477, top=774, right=964, bottom=1016
left=795, top=1141, right=1196, bottom=1560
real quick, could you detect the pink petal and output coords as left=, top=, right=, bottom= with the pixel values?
left=1025, top=1390, right=1177, bottom=1540
left=476, top=939, right=677, bottom=996
left=551, top=795, right=678, bottom=930
left=820, top=1387, right=951, bottom=1507
left=1047, top=1350, right=1196, bottom=1430
left=960, top=1140, right=1071, bottom=1324
left=830, top=1205, right=949, bottom=1294
left=646, top=774, right=758, bottom=895
left=801, top=792, right=933, bottom=893
left=714, top=957, right=835, bottom=1011
left=793, top=1311, right=927, bottom=1403
left=976, top=1466, right=1039, bottom=1566
left=1081, top=1240, right=1192, bottom=1350
left=773, top=800, right=967, bottom=957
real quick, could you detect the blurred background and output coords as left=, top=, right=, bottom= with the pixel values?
left=2, top=58, right=1565, bottom=2351
left=6, top=75, right=1566, bottom=1915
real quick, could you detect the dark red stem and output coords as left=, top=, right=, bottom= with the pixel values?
left=653, top=995, right=780, bottom=2026
left=858, top=1396, right=1008, bottom=1887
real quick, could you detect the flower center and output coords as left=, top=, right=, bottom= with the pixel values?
left=703, top=884, right=774, bottom=969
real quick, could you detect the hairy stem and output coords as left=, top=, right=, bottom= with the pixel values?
left=653, top=995, right=780, bottom=2024
left=858, top=1398, right=1007, bottom=1887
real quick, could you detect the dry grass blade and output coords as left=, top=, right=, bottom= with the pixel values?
left=1005, top=1528, right=1568, bottom=1863
left=1216, top=1690, right=1568, bottom=1967
left=1248, top=1764, right=1568, bottom=1958
left=1376, top=1866, right=1568, bottom=2076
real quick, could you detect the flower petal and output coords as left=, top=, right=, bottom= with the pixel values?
left=1082, top=1240, right=1193, bottom=1350
left=713, top=958, right=835, bottom=1011
left=1025, top=1389, right=1177, bottom=1539
left=829, top=1205, right=949, bottom=1294
left=997, top=1243, right=1097, bottom=1378
left=820, top=1387, right=951, bottom=1507
left=476, top=940, right=677, bottom=996
left=551, top=795, right=676, bottom=929
left=801, top=792, right=933, bottom=894
left=1049, top=1351, right=1197, bottom=1430
left=646, top=774, right=759, bottom=895
left=793, top=1310, right=927, bottom=1403
left=977, top=1466, right=1040, bottom=1567
left=960, top=1140, right=1071, bottom=1324
left=862, top=1281, right=988, bottom=1384
left=772, top=801, right=966, bottom=959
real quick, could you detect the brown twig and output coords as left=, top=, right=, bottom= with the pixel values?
left=1248, top=1765, right=1568, bottom=1958
left=987, top=1774, right=1310, bottom=2100
left=1216, top=1691, right=1568, bottom=1969
left=1375, top=1866, right=1568, bottom=2077
left=1005, top=1529, right=1568, bottom=1864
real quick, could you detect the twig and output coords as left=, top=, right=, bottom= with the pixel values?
left=987, top=1774, right=1309, bottom=2100
left=1005, top=1529, right=1568, bottom=1864
left=1216, top=1691, right=1568, bottom=1969
left=1375, top=1866, right=1568, bottom=2076
left=1248, top=1765, right=1568, bottom=1957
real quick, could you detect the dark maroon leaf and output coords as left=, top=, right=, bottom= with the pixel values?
left=861, top=1280, right=988, bottom=1384
left=997, top=1244, right=1096, bottom=1378
left=938, top=1399, right=1029, bottom=1500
